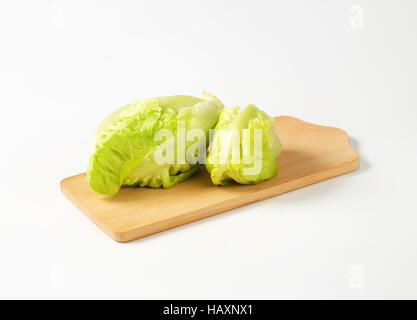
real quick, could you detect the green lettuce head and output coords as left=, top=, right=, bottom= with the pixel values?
left=206, top=104, right=282, bottom=185
left=87, top=93, right=223, bottom=195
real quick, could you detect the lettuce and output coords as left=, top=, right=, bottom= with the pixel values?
left=206, top=104, right=282, bottom=185
left=87, top=93, right=223, bottom=195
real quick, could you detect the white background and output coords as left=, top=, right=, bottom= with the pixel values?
left=0, top=0, right=416, bottom=299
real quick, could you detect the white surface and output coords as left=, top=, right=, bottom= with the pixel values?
left=0, top=0, right=416, bottom=299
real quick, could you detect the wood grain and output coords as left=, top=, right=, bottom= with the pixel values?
left=60, top=116, right=359, bottom=242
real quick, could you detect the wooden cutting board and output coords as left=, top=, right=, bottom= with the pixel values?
left=61, top=116, right=359, bottom=242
